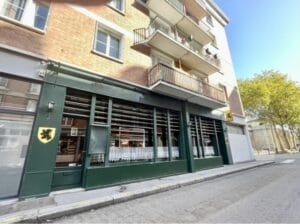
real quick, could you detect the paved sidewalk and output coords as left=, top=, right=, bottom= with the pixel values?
left=0, top=160, right=273, bottom=223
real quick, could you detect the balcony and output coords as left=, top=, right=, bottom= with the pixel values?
left=148, top=63, right=226, bottom=109
left=146, top=0, right=184, bottom=25
left=134, top=19, right=220, bottom=75
left=146, top=0, right=212, bottom=44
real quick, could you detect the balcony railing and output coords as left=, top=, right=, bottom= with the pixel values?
left=148, top=63, right=226, bottom=103
left=133, top=18, right=220, bottom=68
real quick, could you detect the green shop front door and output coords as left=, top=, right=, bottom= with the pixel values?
left=51, top=116, right=88, bottom=190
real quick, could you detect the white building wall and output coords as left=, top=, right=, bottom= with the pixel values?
left=228, top=133, right=254, bottom=163
left=206, top=1, right=254, bottom=163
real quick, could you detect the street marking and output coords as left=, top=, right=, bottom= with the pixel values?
left=280, top=159, right=295, bottom=164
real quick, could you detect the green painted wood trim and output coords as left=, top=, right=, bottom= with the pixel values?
left=179, top=111, right=186, bottom=160
left=221, top=122, right=233, bottom=164
left=45, top=65, right=182, bottom=112
left=82, top=95, right=96, bottom=187
left=105, top=98, right=113, bottom=166
left=187, top=103, right=224, bottom=120
left=194, top=115, right=201, bottom=158
left=193, top=157, right=223, bottom=171
left=198, top=117, right=205, bottom=158
left=182, top=102, right=194, bottom=172
left=214, top=120, right=221, bottom=156
left=19, top=84, right=66, bottom=199
left=153, top=108, right=157, bottom=162
left=85, top=160, right=188, bottom=189
left=167, top=110, right=172, bottom=161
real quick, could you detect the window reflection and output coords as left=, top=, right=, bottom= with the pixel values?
left=0, top=113, right=34, bottom=198
left=0, top=76, right=41, bottom=112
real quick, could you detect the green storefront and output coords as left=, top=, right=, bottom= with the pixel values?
left=19, top=62, right=232, bottom=199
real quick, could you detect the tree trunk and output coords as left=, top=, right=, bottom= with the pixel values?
left=290, top=128, right=298, bottom=150
left=281, top=124, right=292, bottom=149
left=273, top=124, right=287, bottom=153
left=270, top=125, right=280, bottom=153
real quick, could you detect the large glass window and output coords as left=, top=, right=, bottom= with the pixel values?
left=157, top=109, right=169, bottom=160
left=109, top=101, right=154, bottom=163
left=0, top=75, right=41, bottom=199
left=190, top=115, right=222, bottom=158
left=0, top=0, right=50, bottom=30
left=169, top=111, right=181, bottom=159
left=56, top=117, right=88, bottom=167
left=0, top=114, right=34, bottom=198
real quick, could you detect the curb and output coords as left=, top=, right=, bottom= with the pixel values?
left=0, top=161, right=274, bottom=223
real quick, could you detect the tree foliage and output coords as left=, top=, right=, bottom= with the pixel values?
left=238, top=71, right=300, bottom=149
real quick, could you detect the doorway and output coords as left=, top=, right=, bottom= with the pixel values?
left=51, top=89, right=91, bottom=190
left=51, top=117, right=88, bottom=190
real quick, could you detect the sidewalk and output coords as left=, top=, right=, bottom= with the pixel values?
left=0, top=160, right=273, bottom=223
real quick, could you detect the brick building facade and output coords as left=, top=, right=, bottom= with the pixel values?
left=0, top=0, right=254, bottom=199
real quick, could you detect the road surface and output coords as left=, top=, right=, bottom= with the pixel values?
left=52, top=153, right=300, bottom=223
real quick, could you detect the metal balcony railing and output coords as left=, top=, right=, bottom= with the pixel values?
left=148, top=63, right=226, bottom=103
left=133, top=18, right=220, bottom=68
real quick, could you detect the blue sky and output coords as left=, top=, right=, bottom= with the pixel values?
left=214, top=0, right=300, bottom=82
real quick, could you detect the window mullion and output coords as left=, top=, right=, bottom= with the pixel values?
left=106, top=34, right=111, bottom=55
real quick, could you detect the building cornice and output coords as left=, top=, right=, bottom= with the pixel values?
left=206, top=0, right=229, bottom=25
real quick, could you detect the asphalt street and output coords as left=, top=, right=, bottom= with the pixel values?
left=52, top=153, right=300, bottom=223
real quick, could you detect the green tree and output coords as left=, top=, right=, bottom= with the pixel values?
left=238, top=71, right=300, bottom=152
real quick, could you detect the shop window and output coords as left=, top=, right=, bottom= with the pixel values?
left=109, top=100, right=154, bottom=163
left=157, top=109, right=169, bottom=160
left=56, top=117, right=88, bottom=167
left=190, top=115, right=222, bottom=158
left=0, top=75, right=41, bottom=112
left=0, top=113, right=34, bottom=198
left=0, top=0, right=50, bottom=30
left=169, top=111, right=181, bottom=159
left=190, top=116, right=201, bottom=158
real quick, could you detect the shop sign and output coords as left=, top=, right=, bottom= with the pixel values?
left=38, top=127, right=56, bottom=144
left=225, top=111, right=233, bottom=122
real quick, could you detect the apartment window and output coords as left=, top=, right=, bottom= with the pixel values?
left=34, top=2, right=49, bottom=30
left=206, top=14, right=214, bottom=27
left=108, top=0, right=125, bottom=12
left=95, top=26, right=122, bottom=60
left=0, top=0, right=50, bottom=30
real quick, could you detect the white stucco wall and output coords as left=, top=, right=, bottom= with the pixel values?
left=228, top=133, right=254, bottom=163
left=205, top=1, right=255, bottom=163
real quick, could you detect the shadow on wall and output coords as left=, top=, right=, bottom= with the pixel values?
left=228, top=87, right=244, bottom=116
left=0, top=23, right=45, bottom=55
left=117, top=65, right=149, bottom=87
